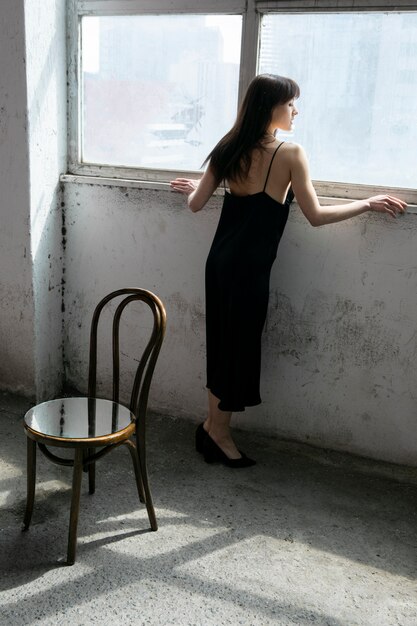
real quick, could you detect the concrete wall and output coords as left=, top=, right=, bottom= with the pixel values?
left=0, top=0, right=36, bottom=395
left=63, top=182, right=417, bottom=466
left=0, top=0, right=66, bottom=399
left=0, top=0, right=415, bottom=464
left=25, top=0, right=67, bottom=400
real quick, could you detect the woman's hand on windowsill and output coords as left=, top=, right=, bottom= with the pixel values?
left=170, top=178, right=200, bottom=196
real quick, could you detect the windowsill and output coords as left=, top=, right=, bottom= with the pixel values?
left=60, top=173, right=417, bottom=213
left=61, top=173, right=185, bottom=192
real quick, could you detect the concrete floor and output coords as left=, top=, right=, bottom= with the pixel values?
left=0, top=392, right=416, bottom=626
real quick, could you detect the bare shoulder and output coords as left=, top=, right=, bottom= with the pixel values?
left=279, top=141, right=306, bottom=160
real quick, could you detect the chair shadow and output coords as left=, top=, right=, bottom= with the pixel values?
left=0, top=399, right=416, bottom=625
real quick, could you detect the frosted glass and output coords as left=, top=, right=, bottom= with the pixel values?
left=259, top=13, right=417, bottom=188
left=81, top=14, right=242, bottom=171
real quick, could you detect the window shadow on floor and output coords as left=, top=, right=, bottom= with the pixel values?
left=0, top=394, right=416, bottom=625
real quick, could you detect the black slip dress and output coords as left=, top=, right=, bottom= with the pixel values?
left=205, top=142, right=294, bottom=412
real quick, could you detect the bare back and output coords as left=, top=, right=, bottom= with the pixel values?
left=227, top=141, right=292, bottom=204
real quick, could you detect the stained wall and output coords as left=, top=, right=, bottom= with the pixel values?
left=0, top=0, right=36, bottom=394
left=0, top=0, right=66, bottom=399
left=63, top=182, right=417, bottom=465
left=1, top=0, right=416, bottom=464
left=25, top=0, right=67, bottom=400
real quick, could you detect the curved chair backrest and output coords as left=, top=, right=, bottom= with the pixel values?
left=87, top=289, right=166, bottom=421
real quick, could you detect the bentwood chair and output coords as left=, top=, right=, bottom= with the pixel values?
left=23, top=288, right=166, bottom=565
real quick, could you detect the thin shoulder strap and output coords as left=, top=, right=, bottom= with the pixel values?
left=263, top=141, right=285, bottom=192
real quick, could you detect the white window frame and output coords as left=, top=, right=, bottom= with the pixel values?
left=67, top=0, right=417, bottom=204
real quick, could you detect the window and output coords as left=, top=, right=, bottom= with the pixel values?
left=68, top=1, right=417, bottom=201
left=259, top=12, right=417, bottom=188
left=81, top=14, right=241, bottom=171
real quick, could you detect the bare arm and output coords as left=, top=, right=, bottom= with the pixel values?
left=170, top=166, right=219, bottom=212
left=289, top=144, right=407, bottom=226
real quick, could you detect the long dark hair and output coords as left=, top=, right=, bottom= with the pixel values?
left=204, top=74, right=300, bottom=184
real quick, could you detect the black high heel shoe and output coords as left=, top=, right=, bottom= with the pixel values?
left=195, top=422, right=207, bottom=454
left=203, top=432, right=256, bottom=468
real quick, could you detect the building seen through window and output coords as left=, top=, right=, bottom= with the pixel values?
left=259, top=13, right=417, bottom=188
left=76, top=6, right=417, bottom=192
left=81, top=15, right=242, bottom=171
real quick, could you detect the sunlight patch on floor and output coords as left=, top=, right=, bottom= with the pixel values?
left=174, top=534, right=416, bottom=625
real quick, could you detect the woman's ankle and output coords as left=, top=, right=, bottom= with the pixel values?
left=207, top=427, right=233, bottom=445
left=206, top=429, right=241, bottom=459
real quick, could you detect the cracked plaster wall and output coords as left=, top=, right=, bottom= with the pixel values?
left=63, top=183, right=417, bottom=465
left=1, top=0, right=414, bottom=461
left=0, top=0, right=66, bottom=399
left=25, top=0, right=67, bottom=400
left=0, top=0, right=36, bottom=394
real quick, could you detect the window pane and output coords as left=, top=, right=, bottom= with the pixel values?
left=81, top=15, right=242, bottom=170
left=259, top=13, right=417, bottom=188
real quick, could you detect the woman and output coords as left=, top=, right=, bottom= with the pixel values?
left=170, top=74, right=406, bottom=468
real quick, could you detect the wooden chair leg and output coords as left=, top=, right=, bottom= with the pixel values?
left=67, top=448, right=84, bottom=565
left=88, top=449, right=96, bottom=495
left=125, top=440, right=145, bottom=503
left=136, top=438, right=158, bottom=531
left=23, top=438, right=36, bottom=530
